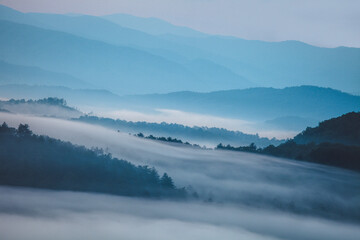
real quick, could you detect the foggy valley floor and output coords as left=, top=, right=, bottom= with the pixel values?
left=0, top=186, right=359, bottom=240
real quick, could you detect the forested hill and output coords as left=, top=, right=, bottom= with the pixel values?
left=0, top=122, right=186, bottom=198
left=74, top=115, right=284, bottom=147
left=216, top=112, right=360, bottom=171
left=294, top=112, right=360, bottom=146
left=0, top=97, right=82, bottom=118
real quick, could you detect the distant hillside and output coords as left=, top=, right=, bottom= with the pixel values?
left=0, top=84, right=121, bottom=108
left=102, top=13, right=206, bottom=37
left=264, top=116, right=318, bottom=131
left=0, top=123, right=185, bottom=198
left=0, top=60, right=91, bottom=89
left=1, top=85, right=358, bottom=128
left=159, top=35, right=360, bottom=93
left=121, top=86, right=360, bottom=121
left=0, top=97, right=82, bottom=118
left=73, top=115, right=284, bottom=147
left=294, top=112, right=360, bottom=146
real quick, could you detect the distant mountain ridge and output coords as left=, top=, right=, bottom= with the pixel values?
left=120, top=86, right=360, bottom=121
left=264, top=116, right=318, bottom=131
left=0, top=19, right=253, bottom=94
left=102, top=13, right=207, bottom=37
left=0, top=84, right=120, bottom=107
left=0, top=60, right=91, bottom=89
left=0, top=4, right=359, bottom=94
left=0, top=85, right=358, bottom=128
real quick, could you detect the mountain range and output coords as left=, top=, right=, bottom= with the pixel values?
left=118, top=86, right=360, bottom=122
left=0, top=60, right=91, bottom=89
left=0, top=84, right=358, bottom=132
left=0, top=5, right=359, bottom=94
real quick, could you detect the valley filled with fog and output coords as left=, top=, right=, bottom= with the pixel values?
left=1, top=186, right=360, bottom=240
left=1, top=112, right=359, bottom=240
left=0, top=2, right=359, bottom=239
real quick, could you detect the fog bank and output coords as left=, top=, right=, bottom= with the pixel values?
left=0, top=187, right=360, bottom=240
left=99, top=108, right=298, bottom=139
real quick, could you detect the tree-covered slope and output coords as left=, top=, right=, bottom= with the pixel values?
left=217, top=112, right=360, bottom=171
left=262, top=141, right=360, bottom=172
left=74, top=115, right=284, bottom=147
left=0, top=123, right=185, bottom=198
left=0, top=97, right=82, bottom=119
left=294, top=112, right=360, bottom=146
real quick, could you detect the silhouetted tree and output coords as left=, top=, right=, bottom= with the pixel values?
left=17, top=124, right=32, bottom=137
left=160, top=173, right=175, bottom=189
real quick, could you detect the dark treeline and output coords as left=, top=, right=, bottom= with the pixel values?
left=6, top=97, right=67, bottom=106
left=216, top=112, right=360, bottom=171
left=135, top=132, right=208, bottom=149
left=216, top=143, right=258, bottom=153
left=74, top=115, right=284, bottom=147
left=1, top=97, right=77, bottom=111
left=136, top=131, right=359, bottom=172
left=0, top=122, right=186, bottom=198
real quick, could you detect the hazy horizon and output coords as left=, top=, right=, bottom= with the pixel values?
left=0, top=0, right=359, bottom=48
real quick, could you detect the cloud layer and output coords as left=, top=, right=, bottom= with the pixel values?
left=0, top=186, right=360, bottom=240
left=98, top=108, right=298, bottom=139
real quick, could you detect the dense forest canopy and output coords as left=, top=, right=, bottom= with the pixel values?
left=294, top=112, right=360, bottom=146
left=0, top=122, right=186, bottom=198
left=5, top=97, right=68, bottom=106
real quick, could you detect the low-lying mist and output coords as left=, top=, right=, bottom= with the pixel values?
left=1, top=112, right=359, bottom=239
left=97, top=108, right=298, bottom=139
left=0, top=186, right=359, bottom=240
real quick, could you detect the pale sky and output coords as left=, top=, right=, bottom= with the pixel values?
left=1, top=0, right=359, bottom=48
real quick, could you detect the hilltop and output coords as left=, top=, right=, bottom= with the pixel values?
left=294, top=112, right=360, bottom=146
